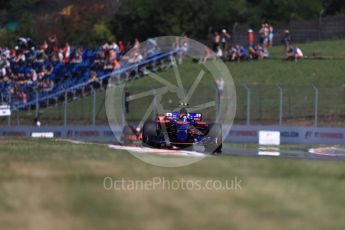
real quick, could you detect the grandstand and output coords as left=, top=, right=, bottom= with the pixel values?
left=0, top=41, right=175, bottom=114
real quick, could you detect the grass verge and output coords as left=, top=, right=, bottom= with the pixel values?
left=0, top=138, right=345, bottom=230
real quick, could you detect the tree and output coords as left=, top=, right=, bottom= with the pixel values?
left=110, top=0, right=248, bottom=41
left=93, top=23, right=115, bottom=43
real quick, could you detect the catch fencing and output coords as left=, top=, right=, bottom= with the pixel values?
left=1, top=84, right=345, bottom=128
left=235, top=85, right=345, bottom=127
left=232, top=15, right=345, bottom=45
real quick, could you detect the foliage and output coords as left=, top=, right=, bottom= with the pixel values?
left=93, top=23, right=116, bottom=43
left=0, top=0, right=345, bottom=45
left=111, top=0, right=345, bottom=41
left=0, top=28, right=16, bottom=47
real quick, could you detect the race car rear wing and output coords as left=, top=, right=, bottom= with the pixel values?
left=187, top=113, right=202, bottom=121
left=164, top=112, right=202, bottom=121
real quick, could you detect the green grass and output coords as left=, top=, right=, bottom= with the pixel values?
left=270, top=39, right=345, bottom=58
left=4, top=39, right=345, bottom=127
left=0, top=138, right=345, bottom=230
left=228, top=59, right=345, bottom=86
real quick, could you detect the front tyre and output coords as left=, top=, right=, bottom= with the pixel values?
left=142, top=120, right=157, bottom=147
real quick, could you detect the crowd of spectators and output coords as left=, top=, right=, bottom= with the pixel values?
left=1, top=24, right=305, bottom=107
left=0, top=35, right=155, bottom=105
left=207, top=23, right=273, bottom=63
left=205, top=21, right=303, bottom=63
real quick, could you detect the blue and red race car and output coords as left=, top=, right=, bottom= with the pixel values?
left=141, top=109, right=222, bottom=154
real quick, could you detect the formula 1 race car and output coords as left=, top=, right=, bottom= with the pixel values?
left=141, top=109, right=222, bottom=154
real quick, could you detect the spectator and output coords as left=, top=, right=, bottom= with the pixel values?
left=34, top=50, right=47, bottom=63
left=0, top=57, right=9, bottom=76
left=47, top=34, right=58, bottom=54
left=199, top=47, right=213, bottom=64
left=57, top=49, right=64, bottom=63
left=89, top=70, right=98, bottom=82
left=212, top=32, right=220, bottom=51
left=287, top=46, right=303, bottom=61
left=17, top=90, right=27, bottom=104
left=180, top=35, right=189, bottom=55
left=216, top=77, right=224, bottom=101
left=109, top=41, right=119, bottom=53
left=248, top=29, right=255, bottom=47
left=146, top=38, right=158, bottom=57
left=94, top=51, right=106, bottom=69
left=63, top=42, right=71, bottom=63
left=88, top=70, right=101, bottom=88
left=13, top=51, right=26, bottom=64
left=268, top=24, right=274, bottom=47
left=17, top=37, right=35, bottom=51
left=173, top=37, right=180, bottom=51
left=40, top=41, right=48, bottom=53
left=133, top=38, right=140, bottom=51
left=102, top=41, right=110, bottom=51
left=239, top=45, right=249, bottom=60
left=220, top=29, right=231, bottom=52
left=30, top=69, right=38, bottom=82
left=37, top=66, right=47, bottom=80
left=104, top=50, right=121, bottom=70
left=70, top=48, right=83, bottom=64
left=248, top=45, right=258, bottom=60
left=228, top=46, right=239, bottom=61
left=263, top=23, right=270, bottom=48
left=216, top=46, right=223, bottom=59
left=27, top=38, right=36, bottom=50
left=50, top=51, right=60, bottom=63
left=256, top=45, right=265, bottom=60
left=41, top=79, right=54, bottom=92
left=33, top=117, right=41, bottom=127
left=128, top=52, right=143, bottom=64
left=282, top=29, right=292, bottom=53
left=173, top=36, right=188, bottom=64
left=118, top=40, right=125, bottom=54
left=46, top=64, right=54, bottom=75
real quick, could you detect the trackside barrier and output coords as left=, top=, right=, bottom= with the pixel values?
left=1, top=125, right=345, bottom=145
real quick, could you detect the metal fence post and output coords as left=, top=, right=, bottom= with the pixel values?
left=35, top=90, right=39, bottom=118
left=215, top=84, right=220, bottom=117
left=7, top=113, right=11, bottom=127
left=244, top=85, right=251, bottom=125
left=318, top=9, right=324, bottom=40
left=16, top=110, right=19, bottom=126
left=64, top=91, right=68, bottom=127
left=312, top=85, right=319, bottom=127
left=92, top=89, right=96, bottom=126
left=153, top=89, right=157, bottom=119
left=232, top=22, right=238, bottom=44
left=7, top=95, right=11, bottom=127
left=278, top=85, right=283, bottom=126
